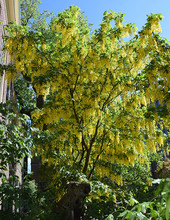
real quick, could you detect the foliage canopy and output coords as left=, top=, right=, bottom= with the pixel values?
left=3, top=6, right=169, bottom=188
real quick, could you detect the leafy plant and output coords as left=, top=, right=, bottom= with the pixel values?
left=118, top=178, right=170, bottom=220
left=0, top=101, right=31, bottom=175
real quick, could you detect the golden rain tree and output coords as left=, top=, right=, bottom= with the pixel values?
left=3, top=6, right=169, bottom=186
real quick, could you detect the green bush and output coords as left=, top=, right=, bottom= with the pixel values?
left=117, top=178, right=170, bottom=220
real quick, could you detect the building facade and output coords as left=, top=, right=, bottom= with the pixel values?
left=0, top=0, right=21, bottom=183
left=0, top=0, right=20, bottom=102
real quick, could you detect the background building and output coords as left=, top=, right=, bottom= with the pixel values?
left=0, top=0, right=21, bottom=183
left=0, top=0, right=20, bottom=102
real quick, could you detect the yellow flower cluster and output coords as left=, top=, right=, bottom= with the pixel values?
left=4, top=10, right=169, bottom=183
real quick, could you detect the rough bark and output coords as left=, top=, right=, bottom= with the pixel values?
left=53, top=182, right=91, bottom=220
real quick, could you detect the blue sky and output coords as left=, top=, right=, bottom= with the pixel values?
left=39, top=0, right=170, bottom=40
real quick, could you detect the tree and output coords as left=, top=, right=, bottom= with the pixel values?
left=3, top=5, right=169, bottom=191
left=20, top=0, right=52, bottom=29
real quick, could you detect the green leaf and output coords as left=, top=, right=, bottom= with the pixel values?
left=137, top=212, right=147, bottom=220
left=125, top=211, right=137, bottom=220
left=140, top=203, right=147, bottom=213
left=118, top=210, right=129, bottom=218
left=166, top=197, right=170, bottom=220
left=105, top=214, right=114, bottom=220
left=137, top=204, right=142, bottom=213
left=104, top=11, right=107, bottom=16
left=151, top=209, right=159, bottom=218
left=130, top=197, right=138, bottom=206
